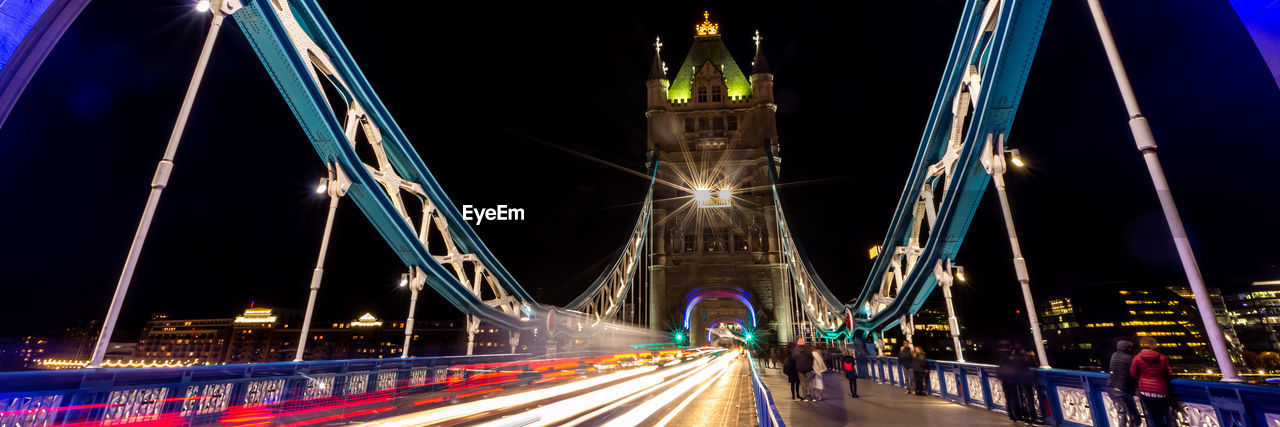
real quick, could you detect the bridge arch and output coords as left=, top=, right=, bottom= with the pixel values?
left=681, top=286, right=757, bottom=344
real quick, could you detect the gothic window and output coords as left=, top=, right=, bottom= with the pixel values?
left=684, top=117, right=695, bottom=132
left=712, top=86, right=722, bottom=102
left=734, top=233, right=748, bottom=251
left=698, top=117, right=709, bottom=131
left=703, top=227, right=728, bottom=253
left=697, top=86, right=708, bottom=103
left=713, top=117, right=725, bottom=136
left=684, top=233, right=696, bottom=252
left=727, top=115, right=738, bottom=131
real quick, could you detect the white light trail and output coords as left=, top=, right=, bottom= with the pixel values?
left=601, top=353, right=735, bottom=427
left=360, top=365, right=658, bottom=427
left=477, top=358, right=712, bottom=427
left=653, top=354, right=735, bottom=427
left=558, top=354, right=723, bottom=427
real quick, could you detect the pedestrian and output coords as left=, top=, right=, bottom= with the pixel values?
left=811, top=345, right=827, bottom=401
left=841, top=350, right=859, bottom=398
left=1130, top=337, right=1174, bottom=427
left=1014, top=347, right=1038, bottom=422
left=997, top=341, right=1024, bottom=422
left=911, top=346, right=929, bottom=395
left=783, top=343, right=800, bottom=400
left=899, top=342, right=915, bottom=392
left=793, top=338, right=815, bottom=401
left=1107, top=339, right=1140, bottom=427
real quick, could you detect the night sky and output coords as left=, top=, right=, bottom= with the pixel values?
left=1, top=1, right=1277, bottom=344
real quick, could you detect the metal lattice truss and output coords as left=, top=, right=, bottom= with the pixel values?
left=234, top=1, right=539, bottom=329
left=270, top=1, right=523, bottom=319
left=773, top=205, right=848, bottom=335
left=565, top=184, right=654, bottom=325
left=851, top=0, right=1050, bottom=335
left=233, top=0, right=664, bottom=336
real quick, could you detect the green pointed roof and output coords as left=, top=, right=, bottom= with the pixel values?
left=667, top=36, right=752, bottom=101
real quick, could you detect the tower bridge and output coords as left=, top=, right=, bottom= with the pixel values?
left=2, top=1, right=1280, bottom=426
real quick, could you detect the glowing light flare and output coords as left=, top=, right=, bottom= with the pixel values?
left=692, top=188, right=711, bottom=203
left=1007, top=148, right=1025, bottom=167
left=195, top=0, right=211, bottom=12
left=717, top=189, right=730, bottom=200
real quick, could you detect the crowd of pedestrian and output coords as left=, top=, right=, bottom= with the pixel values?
left=775, top=338, right=866, bottom=402
left=1107, top=336, right=1176, bottom=427
left=996, top=341, right=1039, bottom=424
left=759, top=333, right=1178, bottom=426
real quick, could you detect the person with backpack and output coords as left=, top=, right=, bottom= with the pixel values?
left=841, top=350, right=860, bottom=398
left=1130, top=337, right=1175, bottom=426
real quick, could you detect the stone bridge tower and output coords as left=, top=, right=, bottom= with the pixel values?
left=644, top=12, right=792, bottom=345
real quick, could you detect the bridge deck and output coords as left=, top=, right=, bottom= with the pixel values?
left=757, top=363, right=1015, bottom=426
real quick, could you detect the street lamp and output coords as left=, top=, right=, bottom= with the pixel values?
left=982, top=134, right=1049, bottom=368
left=295, top=164, right=349, bottom=362
left=954, top=266, right=967, bottom=282
left=1007, top=149, right=1024, bottom=168
left=88, top=0, right=242, bottom=368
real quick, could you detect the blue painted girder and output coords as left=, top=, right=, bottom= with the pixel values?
left=850, top=0, right=1052, bottom=336
left=231, top=0, right=540, bottom=330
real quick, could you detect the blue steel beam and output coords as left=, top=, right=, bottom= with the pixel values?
left=231, top=0, right=655, bottom=335
left=851, top=0, right=1051, bottom=336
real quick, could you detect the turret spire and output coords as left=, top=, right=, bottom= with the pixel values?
left=751, top=29, right=771, bottom=75
left=649, top=35, right=667, bottom=80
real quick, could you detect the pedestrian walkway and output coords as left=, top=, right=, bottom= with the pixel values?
left=756, top=362, right=1016, bottom=426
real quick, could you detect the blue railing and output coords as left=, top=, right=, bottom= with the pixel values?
left=747, top=353, right=786, bottom=427
left=0, top=353, right=535, bottom=426
left=863, top=356, right=1280, bottom=426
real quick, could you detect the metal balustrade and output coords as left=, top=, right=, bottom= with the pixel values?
left=0, top=353, right=533, bottom=426
left=861, top=356, right=1280, bottom=426
left=747, top=354, right=786, bottom=427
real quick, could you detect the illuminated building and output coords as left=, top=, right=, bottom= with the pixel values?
left=1224, top=282, right=1280, bottom=354
left=134, top=307, right=469, bottom=365
left=1038, top=283, right=1219, bottom=372
left=645, top=11, right=795, bottom=345
left=134, top=312, right=235, bottom=364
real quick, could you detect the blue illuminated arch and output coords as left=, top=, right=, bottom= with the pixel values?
left=681, top=287, right=756, bottom=330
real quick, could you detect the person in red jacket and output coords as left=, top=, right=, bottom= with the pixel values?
left=1129, top=337, right=1174, bottom=426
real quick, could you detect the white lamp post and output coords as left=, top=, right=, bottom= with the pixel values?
left=294, top=164, right=349, bottom=362
left=89, top=0, right=242, bottom=368
left=982, top=134, right=1051, bottom=368
left=1086, top=0, right=1240, bottom=382
left=402, top=268, right=425, bottom=357
left=934, top=260, right=965, bottom=362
